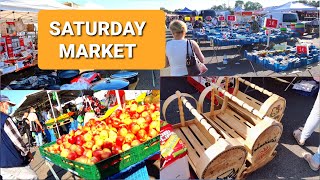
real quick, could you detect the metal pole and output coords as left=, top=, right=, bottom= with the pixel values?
left=47, top=91, right=61, bottom=138
left=55, top=91, right=62, bottom=114
left=115, top=90, right=122, bottom=109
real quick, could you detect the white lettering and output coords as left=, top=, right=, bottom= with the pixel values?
left=111, top=22, right=122, bottom=36
left=76, top=44, right=89, bottom=58
left=125, top=44, right=137, bottom=58
left=101, top=44, right=114, bottom=58
left=73, top=21, right=85, bottom=36
left=123, top=22, right=135, bottom=36
left=98, top=22, right=110, bottom=36
left=86, top=21, right=97, bottom=36
left=135, top=21, right=146, bottom=36
left=89, top=44, right=101, bottom=58
left=50, top=21, right=61, bottom=36
left=113, top=44, right=124, bottom=58
left=59, top=44, right=75, bottom=58
left=61, top=22, right=74, bottom=36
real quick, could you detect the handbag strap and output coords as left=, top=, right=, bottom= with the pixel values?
left=189, top=40, right=195, bottom=54
left=186, top=39, right=189, bottom=56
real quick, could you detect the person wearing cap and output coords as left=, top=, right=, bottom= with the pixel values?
left=0, top=95, right=38, bottom=180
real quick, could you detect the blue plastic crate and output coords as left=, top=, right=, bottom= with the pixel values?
left=107, top=161, right=149, bottom=180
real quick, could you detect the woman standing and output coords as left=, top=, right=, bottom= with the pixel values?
left=166, top=20, right=205, bottom=76
left=27, top=107, right=43, bottom=147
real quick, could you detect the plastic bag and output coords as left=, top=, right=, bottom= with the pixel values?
left=293, top=80, right=318, bottom=92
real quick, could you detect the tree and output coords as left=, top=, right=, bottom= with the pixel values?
left=297, top=0, right=319, bottom=6
left=211, top=5, right=224, bottom=10
left=160, top=7, right=171, bottom=14
left=244, top=1, right=263, bottom=10
left=211, top=3, right=230, bottom=10
left=235, top=0, right=244, bottom=8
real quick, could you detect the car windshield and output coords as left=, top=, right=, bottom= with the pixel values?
left=283, top=14, right=298, bottom=22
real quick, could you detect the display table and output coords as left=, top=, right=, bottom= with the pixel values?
left=244, top=45, right=319, bottom=72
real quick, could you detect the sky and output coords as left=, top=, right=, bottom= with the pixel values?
left=1, top=90, right=38, bottom=112
left=57, top=0, right=296, bottom=11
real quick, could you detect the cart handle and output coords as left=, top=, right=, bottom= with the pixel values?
left=211, top=83, right=267, bottom=120
left=236, top=77, right=274, bottom=97
left=175, top=91, right=221, bottom=141
left=162, top=92, right=198, bottom=127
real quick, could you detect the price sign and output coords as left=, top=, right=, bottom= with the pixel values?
left=265, top=18, right=278, bottom=29
left=296, top=45, right=309, bottom=55
left=227, top=15, right=236, bottom=22
left=218, top=16, right=225, bottom=21
left=241, top=11, right=253, bottom=16
left=195, top=16, right=203, bottom=21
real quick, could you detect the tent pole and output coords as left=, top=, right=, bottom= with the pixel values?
left=47, top=91, right=60, bottom=138
left=115, top=90, right=122, bottom=110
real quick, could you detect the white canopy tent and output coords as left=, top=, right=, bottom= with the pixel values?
left=0, top=0, right=73, bottom=23
left=273, top=2, right=317, bottom=12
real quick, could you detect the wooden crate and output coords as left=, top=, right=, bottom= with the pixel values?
left=162, top=91, right=247, bottom=179
left=198, top=82, right=283, bottom=178
left=214, top=77, right=286, bottom=122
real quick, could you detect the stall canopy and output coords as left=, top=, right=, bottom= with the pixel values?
left=12, top=90, right=93, bottom=117
left=234, top=6, right=244, bottom=12
left=274, top=2, right=317, bottom=12
left=175, top=7, right=195, bottom=15
left=0, top=0, right=73, bottom=23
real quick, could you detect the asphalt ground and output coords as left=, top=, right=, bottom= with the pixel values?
left=161, top=30, right=320, bottom=77
left=160, top=77, right=320, bottom=179
left=1, top=66, right=160, bottom=90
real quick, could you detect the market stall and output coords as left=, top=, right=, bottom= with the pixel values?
left=0, top=0, right=73, bottom=76
left=244, top=44, right=319, bottom=72
left=38, top=90, right=161, bottom=179
left=2, top=70, right=143, bottom=90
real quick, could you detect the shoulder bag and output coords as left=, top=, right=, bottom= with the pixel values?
left=186, top=39, right=208, bottom=76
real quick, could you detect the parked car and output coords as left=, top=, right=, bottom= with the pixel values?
left=261, top=12, right=300, bottom=27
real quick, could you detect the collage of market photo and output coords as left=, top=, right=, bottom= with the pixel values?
left=0, top=0, right=319, bottom=180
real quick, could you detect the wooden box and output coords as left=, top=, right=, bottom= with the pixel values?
left=162, top=91, right=247, bottom=179
left=198, top=82, right=283, bottom=178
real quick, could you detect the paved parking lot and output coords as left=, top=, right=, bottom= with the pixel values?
left=161, top=30, right=320, bottom=77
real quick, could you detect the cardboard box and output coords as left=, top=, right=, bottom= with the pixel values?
left=160, top=155, right=190, bottom=179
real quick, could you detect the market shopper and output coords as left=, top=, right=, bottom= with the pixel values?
left=28, top=107, right=43, bottom=147
left=212, top=17, right=218, bottom=27
left=293, top=77, right=320, bottom=171
left=166, top=20, right=205, bottom=76
left=0, top=95, right=38, bottom=180
left=251, top=16, right=260, bottom=33
left=193, top=19, right=203, bottom=29
left=22, top=112, right=33, bottom=148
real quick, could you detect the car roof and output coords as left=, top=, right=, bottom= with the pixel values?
left=266, top=12, right=297, bottom=15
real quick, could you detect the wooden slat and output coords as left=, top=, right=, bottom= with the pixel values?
left=172, top=120, right=195, bottom=129
left=228, top=102, right=261, bottom=125
left=181, top=127, right=205, bottom=154
left=236, top=91, right=262, bottom=110
left=226, top=109, right=254, bottom=128
left=217, top=112, right=249, bottom=139
left=174, top=128, right=199, bottom=165
left=194, top=120, right=216, bottom=144
left=189, top=124, right=212, bottom=149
